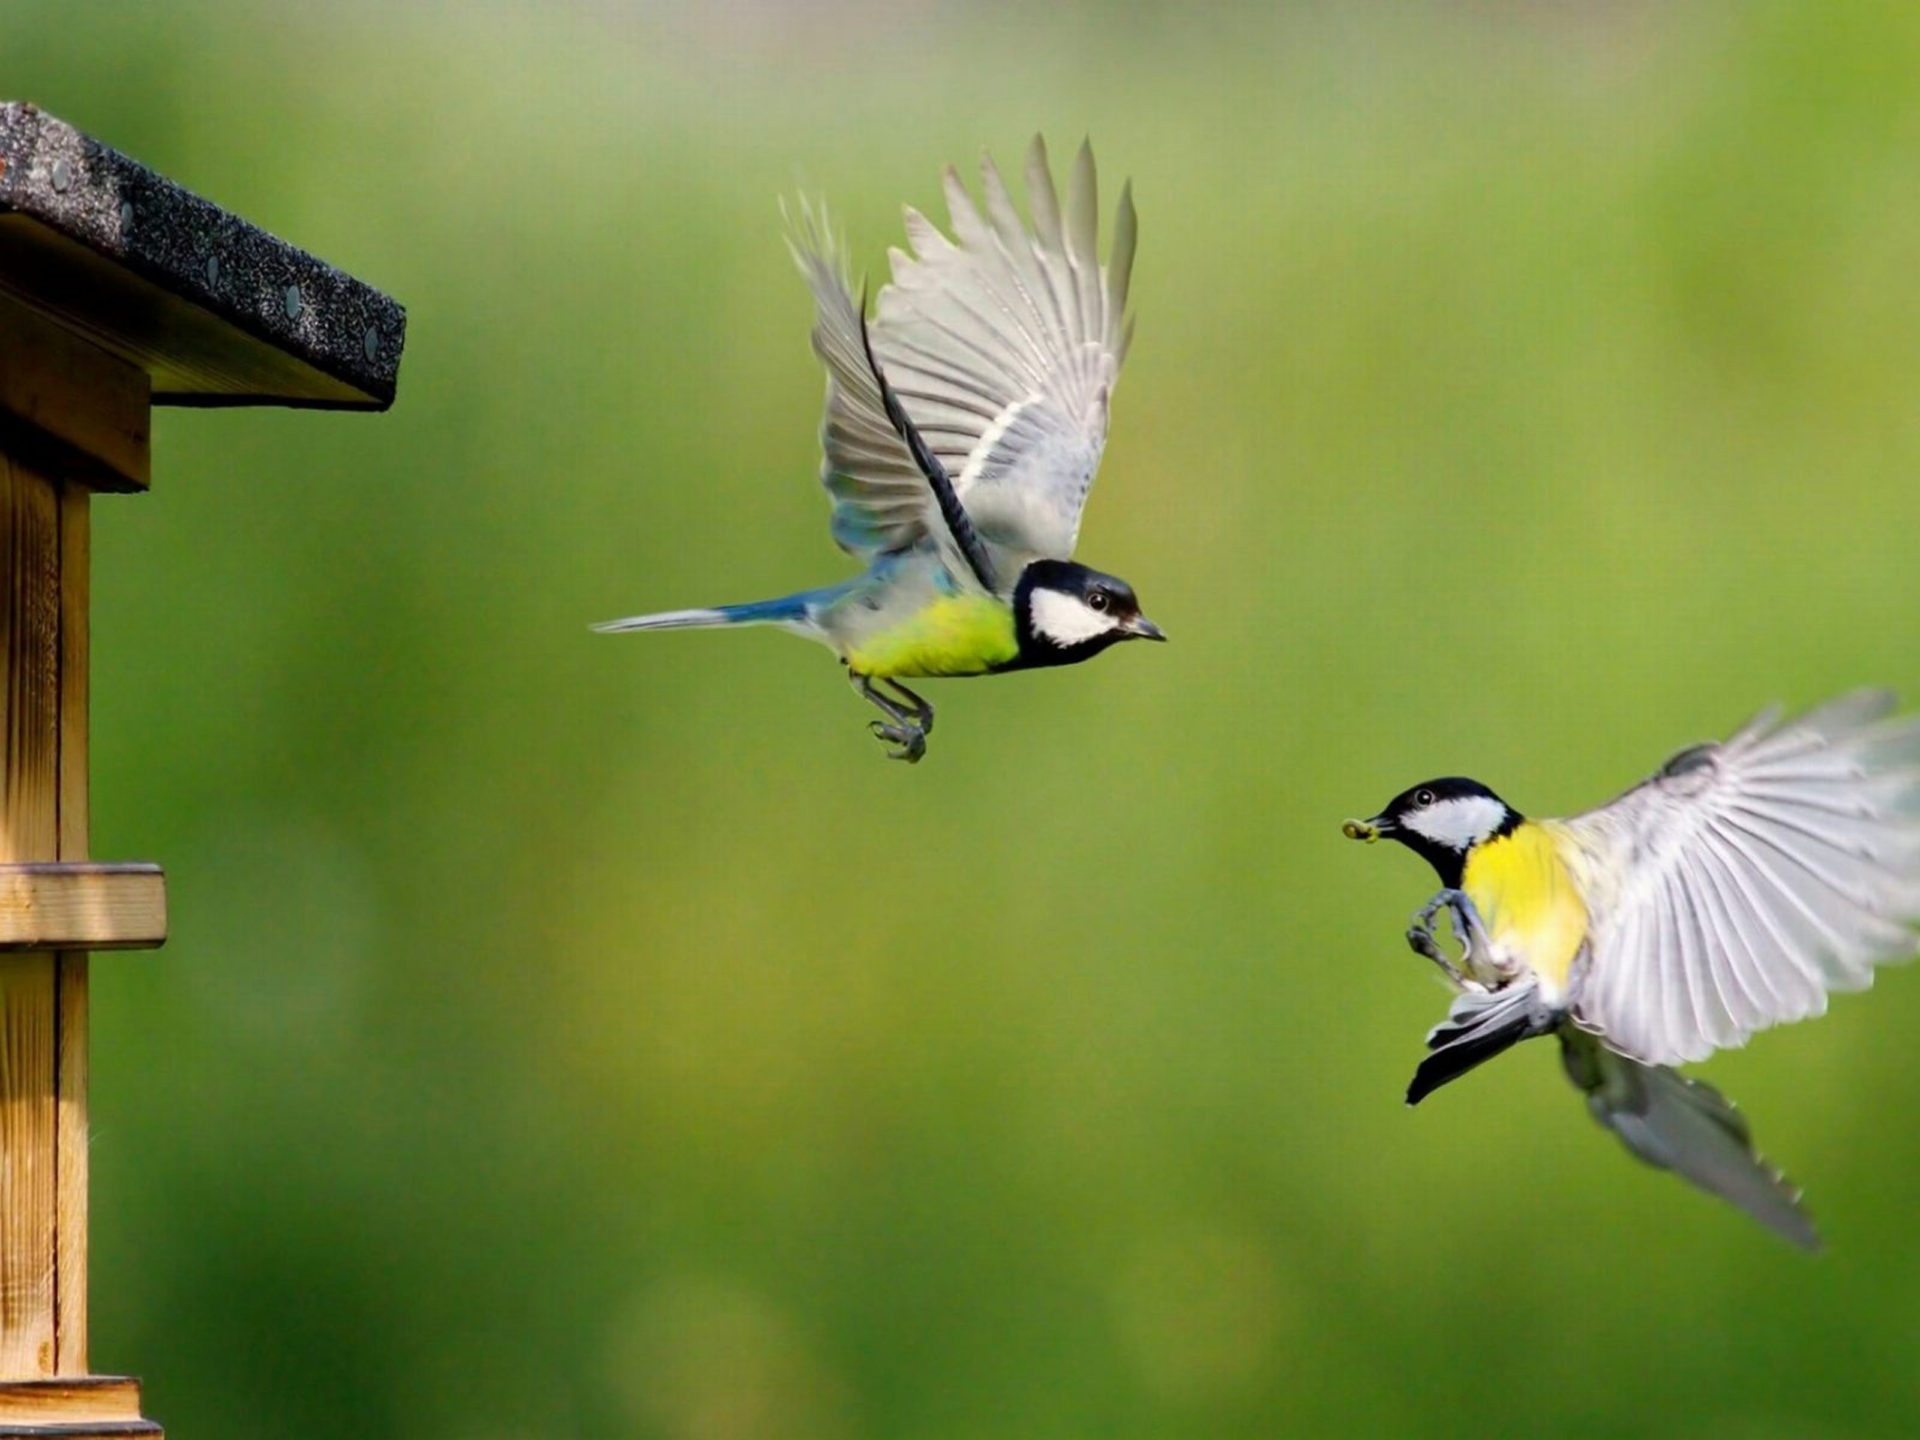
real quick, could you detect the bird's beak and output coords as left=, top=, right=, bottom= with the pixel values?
left=1343, top=815, right=1391, bottom=844
left=1125, top=615, right=1167, bottom=642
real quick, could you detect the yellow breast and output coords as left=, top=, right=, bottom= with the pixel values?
left=1461, top=821, right=1590, bottom=1000
left=842, top=594, right=1019, bottom=678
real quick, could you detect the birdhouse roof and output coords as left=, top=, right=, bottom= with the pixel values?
left=0, top=102, right=404, bottom=410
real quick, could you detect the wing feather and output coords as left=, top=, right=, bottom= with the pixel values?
left=1691, top=842, right=1786, bottom=1023
left=876, top=135, right=1135, bottom=564
left=1558, top=691, right=1920, bottom=1064
left=1109, top=181, right=1138, bottom=336
left=980, top=156, right=1069, bottom=362
left=791, top=139, right=1136, bottom=575
left=786, top=199, right=945, bottom=560
left=1066, top=139, right=1103, bottom=344
left=1707, top=827, right=1826, bottom=1015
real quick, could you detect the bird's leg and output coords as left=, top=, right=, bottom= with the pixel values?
left=1406, top=900, right=1468, bottom=986
left=878, top=678, right=935, bottom=736
left=1445, top=891, right=1499, bottom=985
left=1406, top=889, right=1482, bottom=988
left=852, top=673, right=928, bottom=763
left=1407, top=889, right=1502, bottom=988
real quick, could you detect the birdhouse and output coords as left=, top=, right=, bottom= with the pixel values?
left=0, top=103, right=406, bottom=1437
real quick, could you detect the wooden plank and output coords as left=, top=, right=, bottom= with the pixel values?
left=0, top=450, right=60, bottom=1377
left=0, top=297, right=147, bottom=493
left=0, top=867, right=164, bottom=951
left=52, top=951, right=83, bottom=1377
left=55, top=488, right=83, bottom=867
left=52, top=480, right=84, bottom=1376
left=0, top=455, right=59, bottom=862
left=0, top=956, right=54, bottom=1376
left=0, top=1375, right=139, bottom=1423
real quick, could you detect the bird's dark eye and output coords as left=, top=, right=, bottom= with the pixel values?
left=1086, top=591, right=1110, bottom=612
left=1414, top=788, right=1436, bottom=808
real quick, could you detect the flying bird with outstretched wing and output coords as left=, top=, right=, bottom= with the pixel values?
left=1344, top=690, right=1920, bottom=1248
left=597, top=138, right=1163, bottom=762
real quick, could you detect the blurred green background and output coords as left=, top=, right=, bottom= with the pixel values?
left=12, top=1, right=1920, bottom=1436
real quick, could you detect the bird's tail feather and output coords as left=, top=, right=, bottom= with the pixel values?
left=592, top=594, right=819, bottom=635
left=1407, top=981, right=1556, bottom=1106
left=1559, top=1026, right=1818, bottom=1250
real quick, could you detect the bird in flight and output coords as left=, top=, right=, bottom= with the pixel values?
left=1345, top=690, right=1920, bottom=1247
left=597, top=137, right=1164, bottom=762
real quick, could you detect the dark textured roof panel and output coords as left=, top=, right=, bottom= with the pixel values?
left=0, top=101, right=405, bottom=410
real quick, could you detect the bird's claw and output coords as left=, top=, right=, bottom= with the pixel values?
left=1406, top=920, right=1466, bottom=984
left=885, top=681, right=934, bottom=736
left=852, top=675, right=935, bottom=763
left=1405, top=890, right=1498, bottom=988
left=868, top=720, right=927, bottom=763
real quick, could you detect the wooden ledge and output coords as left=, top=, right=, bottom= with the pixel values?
left=0, top=865, right=165, bottom=951
left=0, top=1376, right=159, bottom=1435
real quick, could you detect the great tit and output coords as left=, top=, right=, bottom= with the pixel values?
left=596, top=138, right=1164, bottom=762
left=1344, top=690, right=1920, bottom=1248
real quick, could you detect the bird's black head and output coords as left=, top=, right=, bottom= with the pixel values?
left=1343, top=777, right=1520, bottom=888
left=1009, top=559, right=1166, bottom=669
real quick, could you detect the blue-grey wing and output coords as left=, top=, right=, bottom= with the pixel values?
left=788, top=137, right=1136, bottom=573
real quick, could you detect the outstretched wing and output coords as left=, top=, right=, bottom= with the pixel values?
left=787, top=138, right=1136, bottom=576
left=1556, top=690, right=1920, bottom=1066
left=878, top=137, right=1135, bottom=564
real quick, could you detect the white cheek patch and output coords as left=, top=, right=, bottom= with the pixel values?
left=1406, top=795, right=1507, bottom=849
left=1030, top=588, right=1119, bottom=647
